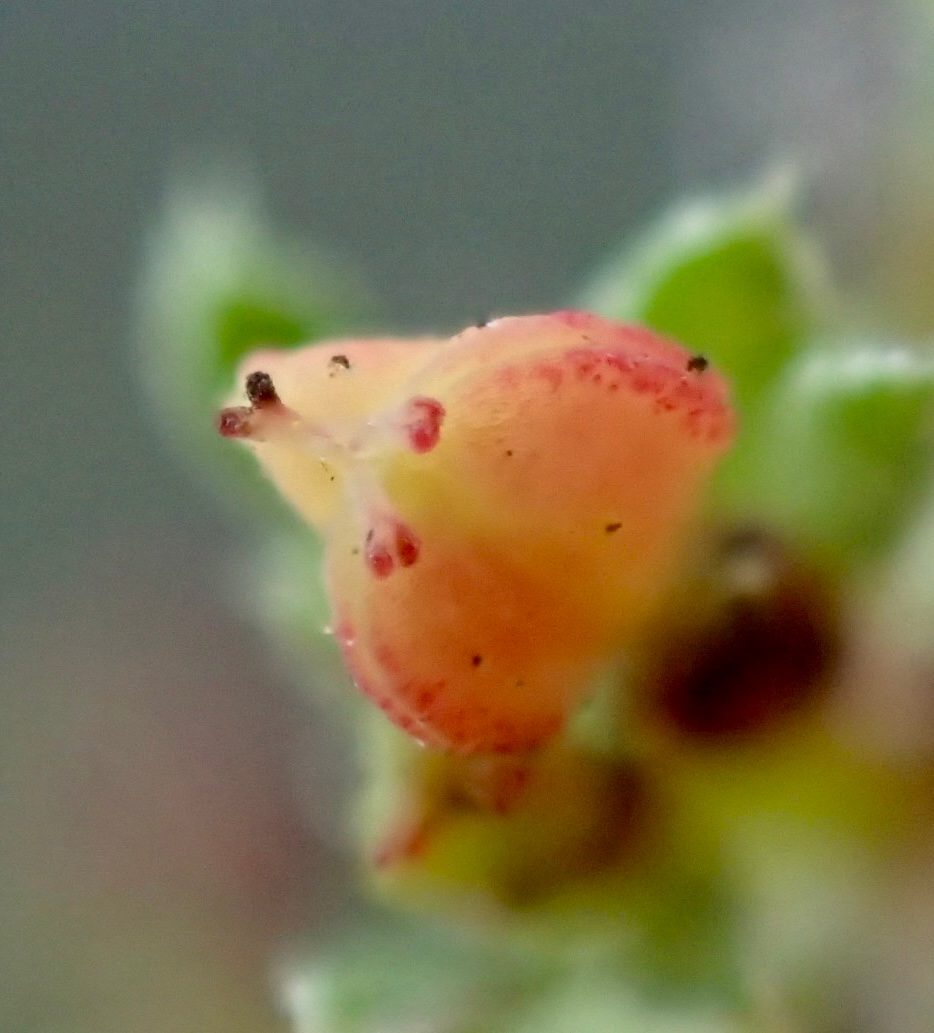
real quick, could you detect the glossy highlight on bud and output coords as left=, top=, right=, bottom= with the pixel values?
left=219, top=312, right=735, bottom=753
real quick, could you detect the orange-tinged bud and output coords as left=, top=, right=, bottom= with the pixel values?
left=219, top=312, right=734, bottom=753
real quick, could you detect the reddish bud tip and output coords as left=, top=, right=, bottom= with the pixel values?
left=217, top=406, right=252, bottom=438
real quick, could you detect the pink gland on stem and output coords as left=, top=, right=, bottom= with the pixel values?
left=364, top=516, right=422, bottom=579
left=396, top=395, right=446, bottom=453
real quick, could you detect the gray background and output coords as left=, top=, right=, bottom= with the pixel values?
left=0, top=2, right=925, bottom=1031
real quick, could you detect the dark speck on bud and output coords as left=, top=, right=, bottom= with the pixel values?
left=245, top=371, right=279, bottom=407
left=686, top=354, right=709, bottom=374
left=328, top=354, right=352, bottom=372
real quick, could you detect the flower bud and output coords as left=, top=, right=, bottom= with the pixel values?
left=219, top=311, right=734, bottom=753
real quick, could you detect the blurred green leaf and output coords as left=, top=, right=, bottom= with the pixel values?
left=725, top=341, right=934, bottom=568
left=869, top=482, right=934, bottom=659
left=578, top=177, right=830, bottom=412
left=280, top=912, right=751, bottom=1033
left=279, top=913, right=747, bottom=1033
left=279, top=915, right=550, bottom=1033
left=493, top=974, right=745, bottom=1033
left=136, top=171, right=376, bottom=525
left=244, top=530, right=357, bottom=710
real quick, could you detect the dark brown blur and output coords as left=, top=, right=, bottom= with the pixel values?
left=649, top=528, right=839, bottom=741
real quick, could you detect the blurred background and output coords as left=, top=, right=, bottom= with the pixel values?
left=1, top=2, right=933, bottom=1030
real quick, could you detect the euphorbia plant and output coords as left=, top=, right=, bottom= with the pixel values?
left=139, top=177, right=934, bottom=1033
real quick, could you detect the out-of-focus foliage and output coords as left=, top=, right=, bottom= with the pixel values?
left=735, top=342, right=934, bottom=567
left=279, top=917, right=747, bottom=1033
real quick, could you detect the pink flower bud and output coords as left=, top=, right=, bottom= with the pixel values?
left=219, top=312, right=734, bottom=754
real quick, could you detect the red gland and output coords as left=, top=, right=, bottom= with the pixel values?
left=217, top=406, right=253, bottom=438
left=400, top=396, right=446, bottom=453
left=365, top=534, right=395, bottom=579
left=364, top=520, right=421, bottom=579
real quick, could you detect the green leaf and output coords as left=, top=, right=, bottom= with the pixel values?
left=494, top=975, right=746, bottom=1033
left=578, top=178, right=830, bottom=412
left=278, top=915, right=745, bottom=1033
left=135, top=171, right=376, bottom=525
left=725, top=341, right=934, bottom=568
left=278, top=915, right=550, bottom=1033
